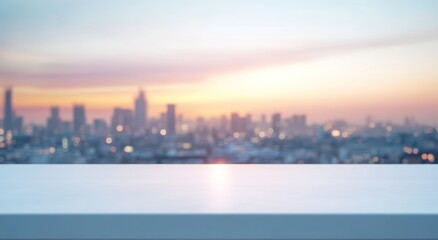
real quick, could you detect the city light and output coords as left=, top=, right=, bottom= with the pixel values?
left=105, top=137, right=113, bottom=144
left=116, top=125, right=124, bottom=133
left=124, top=146, right=134, bottom=153
left=413, top=148, right=419, bottom=155
left=421, top=153, right=428, bottom=160
left=182, top=143, right=192, bottom=150
left=279, top=133, right=286, bottom=140
left=404, top=147, right=413, bottom=154
left=427, top=154, right=435, bottom=163
left=331, top=130, right=341, bottom=137
left=233, top=132, right=240, bottom=139
left=160, top=129, right=167, bottom=136
left=341, top=132, right=349, bottom=138
left=386, top=126, right=393, bottom=132
left=62, top=137, right=69, bottom=150
left=49, top=147, right=56, bottom=154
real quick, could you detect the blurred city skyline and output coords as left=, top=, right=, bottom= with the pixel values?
left=0, top=87, right=435, bottom=127
left=1, top=0, right=438, bottom=125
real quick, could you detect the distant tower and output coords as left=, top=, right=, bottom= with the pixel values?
left=166, top=104, right=176, bottom=136
left=134, top=89, right=147, bottom=133
left=111, top=108, right=134, bottom=135
left=47, top=106, right=61, bottom=136
left=3, top=88, right=14, bottom=133
left=231, top=113, right=240, bottom=133
left=93, top=119, right=108, bottom=137
left=272, top=113, right=281, bottom=135
left=73, top=105, right=86, bottom=137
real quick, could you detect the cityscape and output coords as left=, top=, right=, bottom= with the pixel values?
left=1, top=1, right=438, bottom=164
left=0, top=87, right=436, bottom=164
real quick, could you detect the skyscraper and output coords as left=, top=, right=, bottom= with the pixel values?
left=166, top=104, right=176, bottom=136
left=134, top=89, right=147, bottom=133
left=47, top=107, right=61, bottom=136
left=3, top=88, right=14, bottom=133
left=111, top=108, right=133, bottom=135
left=93, top=119, right=108, bottom=137
left=230, top=113, right=247, bottom=134
left=220, top=115, right=228, bottom=133
left=73, top=105, right=86, bottom=137
left=272, top=113, right=281, bottom=135
left=288, top=114, right=307, bottom=136
left=231, top=113, right=240, bottom=134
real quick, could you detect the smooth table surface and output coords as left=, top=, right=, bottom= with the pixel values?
left=1, top=165, right=438, bottom=239
left=0, top=165, right=437, bottom=214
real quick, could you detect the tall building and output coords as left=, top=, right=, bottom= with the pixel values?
left=166, top=104, right=176, bottom=136
left=231, top=113, right=247, bottom=133
left=61, top=121, right=72, bottom=135
left=288, top=114, right=307, bottom=135
left=93, top=119, right=108, bottom=137
left=111, top=108, right=133, bottom=135
left=15, top=116, right=23, bottom=135
left=159, top=112, right=167, bottom=129
left=3, top=88, right=14, bottom=133
left=220, top=115, right=227, bottom=133
left=73, top=105, right=87, bottom=137
left=272, top=113, right=281, bottom=135
left=134, top=89, right=147, bottom=133
left=291, top=114, right=307, bottom=129
left=47, top=107, right=61, bottom=136
left=245, top=114, right=252, bottom=132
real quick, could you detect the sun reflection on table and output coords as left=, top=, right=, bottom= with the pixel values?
left=206, top=164, right=231, bottom=211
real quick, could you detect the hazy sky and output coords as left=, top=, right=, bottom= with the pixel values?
left=0, top=0, right=437, bottom=124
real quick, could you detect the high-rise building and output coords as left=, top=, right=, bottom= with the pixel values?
left=245, top=114, right=252, bottom=132
left=159, top=112, right=167, bottom=129
left=272, top=113, right=282, bottom=135
left=61, top=121, right=72, bottom=135
left=93, top=119, right=108, bottom=137
left=3, top=88, right=14, bottom=133
left=15, top=116, right=23, bottom=135
left=291, top=114, right=307, bottom=129
left=134, top=89, right=147, bottom=133
left=231, top=113, right=240, bottom=133
left=111, top=108, right=133, bottom=135
left=73, top=105, right=87, bottom=137
left=231, top=113, right=247, bottom=133
left=288, top=114, right=307, bottom=135
left=220, top=115, right=227, bottom=133
left=166, top=104, right=176, bottom=136
left=47, top=107, right=61, bottom=136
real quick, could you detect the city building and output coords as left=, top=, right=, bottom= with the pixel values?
left=167, top=104, right=176, bottom=136
left=93, top=119, right=108, bottom=137
left=111, top=108, right=134, bottom=135
left=230, top=113, right=248, bottom=134
left=288, top=114, right=307, bottom=135
left=3, top=88, right=14, bottom=133
left=272, top=113, right=281, bottom=135
left=73, top=105, right=87, bottom=137
left=134, top=89, right=147, bottom=134
left=47, top=107, right=61, bottom=136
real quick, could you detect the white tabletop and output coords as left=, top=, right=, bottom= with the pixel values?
left=1, top=165, right=438, bottom=239
left=0, top=165, right=437, bottom=214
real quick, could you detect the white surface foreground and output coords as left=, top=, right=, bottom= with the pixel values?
left=1, top=165, right=438, bottom=239
left=0, top=165, right=437, bottom=214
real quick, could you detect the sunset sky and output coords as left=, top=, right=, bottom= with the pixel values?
left=0, top=0, right=437, bottom=124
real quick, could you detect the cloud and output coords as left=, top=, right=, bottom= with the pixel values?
left=1, top=31, right=437, bottom=88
